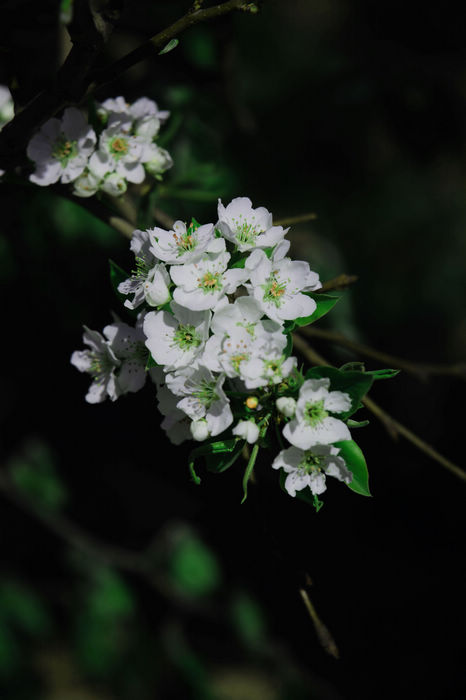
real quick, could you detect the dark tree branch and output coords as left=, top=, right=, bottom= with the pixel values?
left=0, top=0, right=258, bottom=170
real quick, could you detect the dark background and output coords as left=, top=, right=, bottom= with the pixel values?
left=0, top=1, right=465, bottom=698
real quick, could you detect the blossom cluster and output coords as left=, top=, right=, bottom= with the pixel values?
left=72, top=196, right=361, bottom=505
left=26, top=96, right=173, bottom=197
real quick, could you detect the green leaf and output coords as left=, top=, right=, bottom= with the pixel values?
left=158, top=38, right=179, bottom=55
left=304, top=365, right=373, bottom=419
left=188, top=439, right=244, bottom=482
left=334, top=439, right=371, bottom=497
left=284, top=292, right=340, bottom=332
left=205, top=439, right=245, bottom=473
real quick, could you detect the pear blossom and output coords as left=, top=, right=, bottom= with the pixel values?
left=149, top=220, right=217, bottom=265
left=144, top=145, right=173, bottom=177
left=217, top=197, right=287, bottom=252
left=232, top=420, right=259, bottom=444
left=167, top=366, right=233, bottom=437
left=190, top=419, right=210, bottom=442
left=276, top=396, right=296, bottom=418
left=89, top=121, right=150, bottom=185
left=100, top=172, right=128, bottom=197
left=170, top=241, right=248, bottom=311
left=118, top=229, right=167, bottom=310
left=72, top=170, right=101, bottom=198
left=143, top=301, right=210, bottom=371
left=272, top=444, right=353, bottom=497
left=71, top=317, right=148, bottom=403
left=240, top=331, right=297, bottom=389
left=27, top=107, right=96, bottom=186
left=283, top=378, right=352, bottom=449
left=246, top=247, right=321, bottom=324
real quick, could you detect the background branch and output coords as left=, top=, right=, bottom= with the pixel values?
left=292, top=333, right=466, bottom=484
left=299, top=326, right=466, bottom=380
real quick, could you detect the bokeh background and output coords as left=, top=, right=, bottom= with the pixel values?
left=1, top=1, right=465, bottom=698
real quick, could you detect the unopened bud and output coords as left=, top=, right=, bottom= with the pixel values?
left=245, top=396, right=259, bottom=410
left=276, top=396, right=296, bottom=418
left=233, top=420, right=259, bottom=444
left=190, top=419, right=209, bottom=441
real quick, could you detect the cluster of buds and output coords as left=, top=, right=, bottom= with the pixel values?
left=72, top=196, right=376, bottom=506
left=26, top=96, right=173, bottom=197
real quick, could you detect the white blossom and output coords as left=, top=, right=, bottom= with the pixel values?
left=232, top=420, right=260, bottom=444
left=282, top=378, right=351, bottom=449
left=272, top=444, right=353, bottom=497
left=166, top=366, right=233, bottom=437
left=143, top=301, right=210, bottom=371
left=217, top=197, right=287, bottom=252
left=71, top=317, right=148, bottom=403
left=156, top=384, right=192, bottom=445
left=27, top=107, right=96, bottom=186
left=170, top=241, right=248, bottom=311
left=118, top=229, right=170, bottom=310
left=144, top=145, right=173, bottom=177
left=100, top=172, right=128, bottom=197
left=72, top=170, right=100, bottom=198
left=190, top=419, right=210, bottom=442
left=245, top=246, right=321, bottom=324
left=149, top=220, right=217, bottom=265
left=276, top=396, right=296, bottom=418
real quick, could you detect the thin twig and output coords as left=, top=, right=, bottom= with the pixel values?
left=299, top=588, right=340, bottom=659
left=318, top=273, right=359, bottom=293
left=291, top=333, right=466, bottom=483
left=0, top=0, right=258, bottom=169
left=273, top=212, right=317, bottom=227
left=299, top=326, right=466, bottom=381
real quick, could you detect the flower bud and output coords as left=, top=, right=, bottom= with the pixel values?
left=245, top=396, right=259, bottom=410
left=145, top=264, right=171, bottom=307
left=276, top=396, right=296, bottom=418
left=190, top=419, right=210, bottom=442
left=100, top=172, right=127, bottom=197
left=232, top=420, right=259, bottom=444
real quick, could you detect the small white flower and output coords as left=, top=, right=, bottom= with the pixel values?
left=149, top=220, right=217, bottom=265
left=143, top=301, right=210, bottom=371
left=166, top=366, right=233, bottom=437
left=272, top=444, right=353, bottom=497
left=282, top=378, right=351, bottom=449
left=240, top=330, right=296, bottom=389
left=170, top=241, right=248, bottom=311
left=190, top=419, right=210, bottom=442
left=89, top=122, right=147, bottom=184
left=129, top=97, right=170, bottom=124
left=118, top=229, right=170, bottom=310
left=144, top=145, right=173, bottom=177
left=100, top=172, right=127, bottom=197
left=70, top=326, right=120, bottom=403
left=246, top=247, right=321, bottom=325
left=217, top=197, right=287, bottom=252
left=27, top=107, right=96, bottom=186
left=276, top=396, right=296, bottom=418
left=232, top=420, right=260, bottom=444
left=72, top=170, right=100, bottom=198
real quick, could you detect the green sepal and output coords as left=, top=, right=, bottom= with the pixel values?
left=347, top=418, right=369, bottom=428
left=158, top=38, right=179, bottom=55
left=283, top=292, right=340, bottom=332
left=304, top=365, right=373, bottom=419
left=145, top=354, right=158, bottom=370
left=365, top=368, right=401, bottom=380
left=283, top=332, right=293, bottom=359
left=334, top=439, right=371, bottom=497
left=230, top=252, right=247, bottom=269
